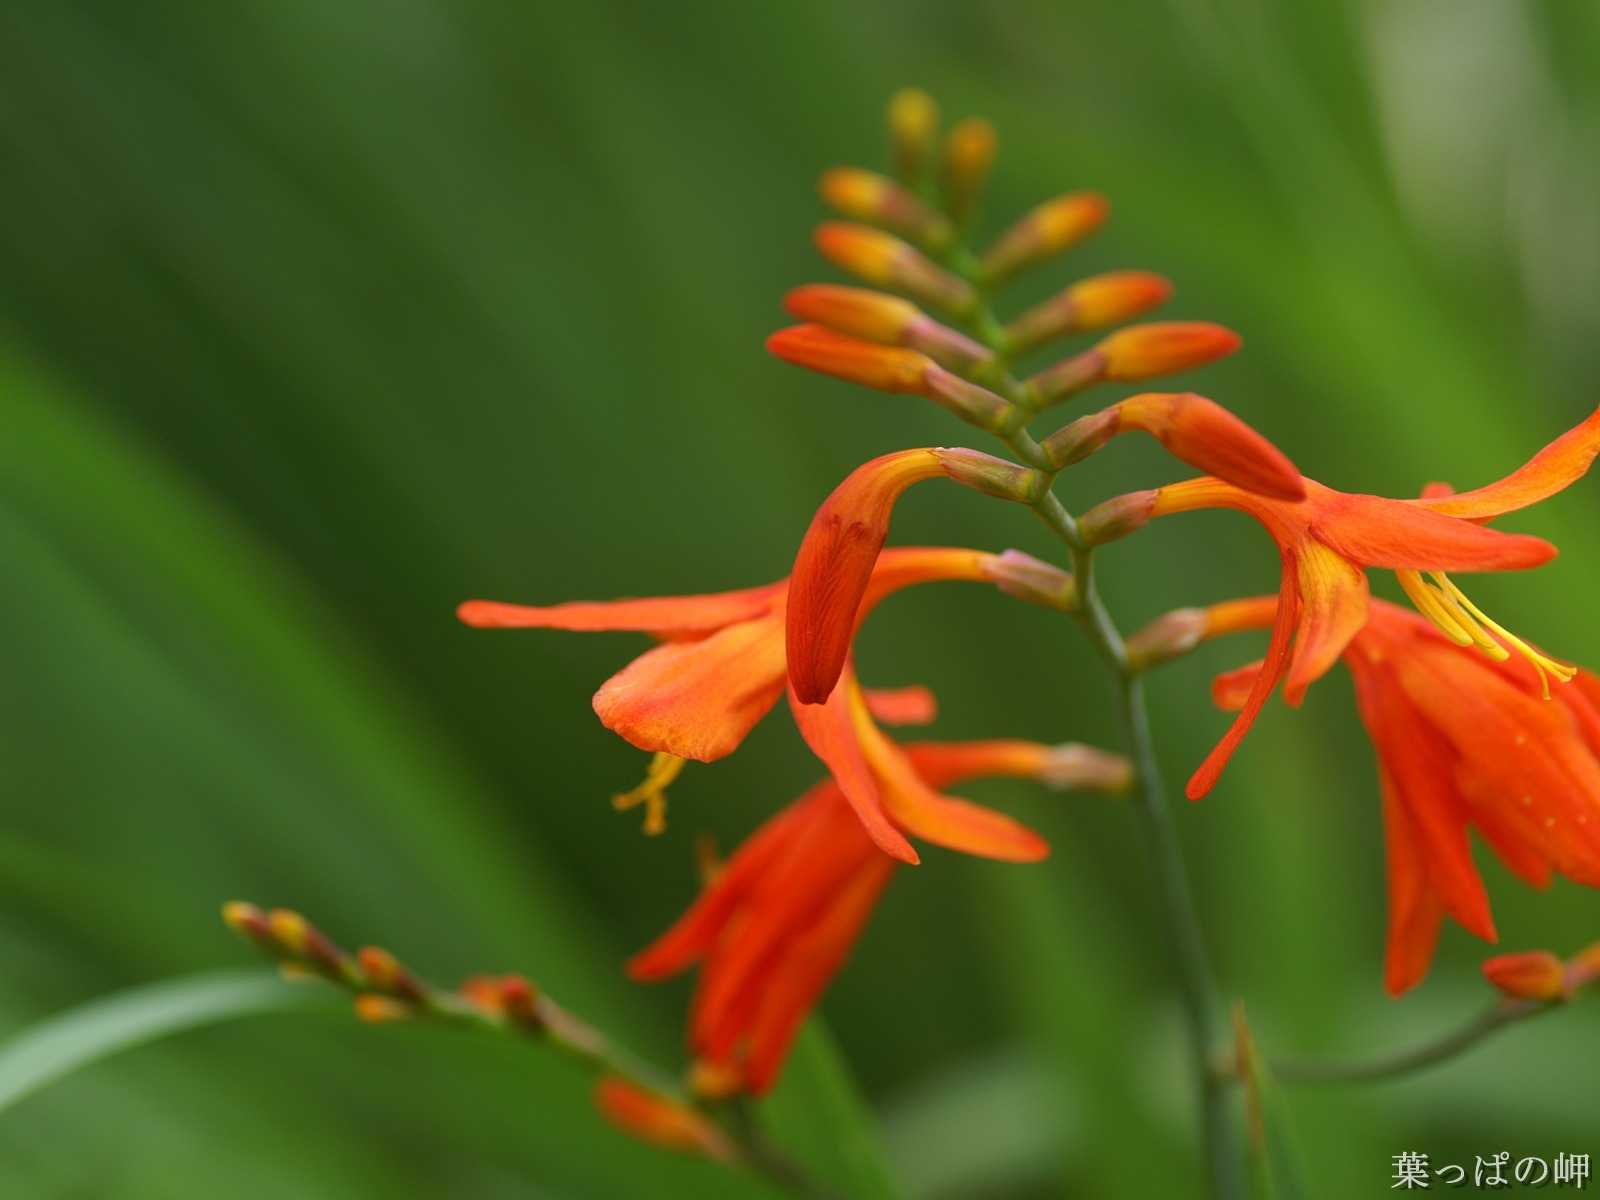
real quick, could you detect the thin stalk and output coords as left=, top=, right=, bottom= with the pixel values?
left=1273, top=1000, right=1545, bottom=1085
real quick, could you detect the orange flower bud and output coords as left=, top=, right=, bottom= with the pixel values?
left=815, top=223, right=975, bottom=315
left=820, top=167, right=952, bottom=247
left=595, top=1076, right=738, bottom=1163
left=783, top=284, right=992, bottom=373
left=767, top=324, right=932, bottom=392
left=1482, top=951, right=1570, bottom=1002
left=941, top=117, right=996, bottom=223
left=979, top=548, right=1077, bottom=611
left=221, top=901, right=275, bottom=952
left=888, top=88, right=940, bottom=184
left=1111, top=393, right=1305, bottom=501
left=787, top=449, right=951, bottom=704
left=980, top=191, right=1109, bottom=285
left=1098, top=322, right=1242, bottom=381
left=1037, top=743, right=1134, bottom=792
left=1004, top=270, right=1173, bottom=357
left=356, top=946, right=428, bottom=1002
left=934, top=446, right=1039, bottom=502
left=353, top=994, right=418, bottom=1023
left=267, top=908, right=351, bottom=979
left=1078, top=490, right=1158, bottom=547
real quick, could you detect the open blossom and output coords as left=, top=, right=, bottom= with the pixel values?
left=1149, top=407, right=1600, bottom=799
left=1206, top=596, right=1600, bottom=995
left=458, top=545, right=1009, bottom=766
left=629, top=735, right=1129, bottom=1096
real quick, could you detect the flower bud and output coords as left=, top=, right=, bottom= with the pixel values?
left=1004, top=270, right=1173, bottom=357
left=980, top=191, right=1109, bottom=285
left=888, top=88, right=940, bottom=185
left=861, top=684, right=938, bottom=726
left=1037, top=743, right=1134, bottom=793
left=222, top=901, right=275, bottom=952
left=933, top=447, right=1040, bottom=502
left=1023, top=348, right=1107, bottom=409
left=596, top=1076, right=738, bottom=1163
left=353, top=994, right=418, bottom=1024
left=1112, top=393, right=1304, bottom=501
left=940, top=117, right=996, bottom=224
left=920, top=368, right=1013, bottom=431
left=783, top=284, right=992, bottom=374
left=1125, top=608, right=1210, bottom=672
left=1099, top=322, right=1241, bottom=381
left=357, top=946, right=428, bottom=1003
left=1482, top=950, right=1570, bottom=1002
left=767, top=324, right=932, bottom=392
left=980, top=548, right=1076, bottom=611
left=815, top=223, right=975, bottom=315
left=820, top=167, right=953, bottom=248
left=268, top=908, right=352, bottom=981
left=1040, top=409, right=1120, bottom=469
left=1078, top=490, right=1158, bottom=547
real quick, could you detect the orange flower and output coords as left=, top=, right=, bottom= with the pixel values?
left=628, top=734, right=1128, bottom=1095
left=458, top=546, right=1006, bottom=766
left=593, top=1076, right=737, bottom=1163
left=1206, top=596, right=1600, bottom=995
left=1152, top=408, right=1600, bottom=799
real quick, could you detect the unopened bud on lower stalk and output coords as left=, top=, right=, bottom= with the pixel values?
left=766, top=325, right=1011, bottom=431
left=1026, top=322, right=1242, bottom=409
left=820, top=167, right=953, bottom=250
left=1004, top=270, right=1173, bottom=358
left=979, top=191, right=1109, bottom=286
left=783, top=284, right=992, bottom=373
left=595, top=1076, right=739, bottom=1164
left=1482, top=951, right=1570, bottom=1002
left=1078, top=490, right=1159, bottom=547
left=816, top=223, right=975, bottom=317
left=980, top=548, right=1077, bottom=611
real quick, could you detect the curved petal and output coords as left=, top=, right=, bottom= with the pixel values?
left=862, top=684, right=938, bottom=726
left=1283, top=541, right=1369, bottom=706
left=1114, top=392, right=1305, bottom=501
left=1310, top=491, right=1555, bottom=572
left=457, top=583, right=780, bottom=634
left=1414, top=407, right=1600, bottom=520
left=1380, top=769, right=1447, bottom=997
left=788, top=669, right=918, bottom=863
left=594, top=616, right=787, bottom=761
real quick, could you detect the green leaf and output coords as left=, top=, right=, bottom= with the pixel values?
left=1234, top=1005, right=1315, bottom=1200
left=0, top=971, right=321, bottom=1116
left=761, top=1022, right=905, bottom=1200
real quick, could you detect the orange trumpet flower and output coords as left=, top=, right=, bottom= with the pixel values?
left=629, top=734, right=1129, bottom=1095
left=1205, top=596, right=1600, bottom=995
left=1150, top=407, right=1600, bottom=799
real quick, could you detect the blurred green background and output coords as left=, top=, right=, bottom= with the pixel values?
left=1, top=0, right=1598, bottom=1196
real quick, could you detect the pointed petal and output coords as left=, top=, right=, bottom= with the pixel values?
left=594, top=616, right=787, bottom=761
left=1212, top=659, right=1265, bottom=711
left=1283, top=542, right=1369, bottom=705
left=1381, top=770, right=1448, bottom=996
left=1187, top=568, right=1300, bottom=799
left=788, top=671, right=918, bottom=863
left=1114, top=392, right=1305, bottom=501
left=787, top=450, right=949, bottom=704
left=1415, top=407, right=1600, bottom=520
left=457, top=583, right=780, bottom=634
left=1310, top=490, right=1555, bottom=571
left=862, top=685, right=938, bottom=726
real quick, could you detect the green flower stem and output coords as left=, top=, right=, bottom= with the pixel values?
left=937, top=264, right=1243, bottom=1197
left=1271, top=999, right=1547, bottom=1085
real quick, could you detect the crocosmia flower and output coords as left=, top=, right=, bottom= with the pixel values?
left=1152, top=407, right=1600, bottom=798
left=628, top=735, right=1129, bottom=1096
left=1206, top=595, right=1600, bottom=995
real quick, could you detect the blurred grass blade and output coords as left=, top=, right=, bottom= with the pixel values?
left=1233, top=1003, right=1314, bottom=1200
left=0, top=972, right=318, bottom=1115
left=761, top=1022, right=904, bottom=1200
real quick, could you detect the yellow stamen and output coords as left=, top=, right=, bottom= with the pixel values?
left=1396, top=569, right=1576, bottom=698
left=612, top=752, right=685, bottom=836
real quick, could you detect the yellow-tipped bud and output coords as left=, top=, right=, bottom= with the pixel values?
left=888, top=88, right=940, bottom=185
left=815, top=222, right=975, bottom=315
left=767, top=324, right=932, bottom=392
left=1098, top=322, right=1241, bottom=381
left=784, top=285, right=992, bottom=374
left=980, top=191, right=1109, bottom=285
left=941, top=117, right=997, bottom=224
left=1482, top=951, right=1571, bottom=1002
left=354, top=994, right=418, bottom=1024
left=357, top=946, right=428, bottom=1002
left=222, top=901, right=274, bottom=950
left=1004, top=270, right=1173, bottom=357
left=595, top=1076, right=739, bottom=1164
left=820, top=167, right=952, bottom=248
left=267, top=908, right=351, bottom=979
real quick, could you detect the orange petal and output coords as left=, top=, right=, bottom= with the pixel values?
left=1211, top=659, right=1265, bottom=712
left=1309, top=488, right=1556, bottom=572
left=593, top=1076, right=736, bottom=1163
left=1097, top=322, right=1241, bottom=382
left=1415, top=407, right=1600, bottom=521
left=1114, top=392, right=1304, bottom=501
left=1283, top=541, right=1370, bottom=705
left=594, top=616, right=787, bottom=761
left=766, top=324, right=932, bottom=393
left=456, top=583, right=780, bottom=635
left=786, top=450, right=948, bottom=705
left=862, top=685, right=938, bottom=726
left=1381, top=770, right=1448, bottom=996
left=783, top=284, right=920, bottom=343
left=788, top=669, right=918, bottom=863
